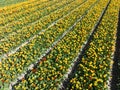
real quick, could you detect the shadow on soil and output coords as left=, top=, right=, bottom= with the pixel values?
left=111, top=11, right=120, bottom=90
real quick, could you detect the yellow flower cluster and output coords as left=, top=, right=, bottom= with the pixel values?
left=1, top=0, right=92, bottom=88
left=0, top=0, right=35, bottom=8
left=0, top=0, right=119, bottom=89
left=68, top=0, right=119, bottom=89
left=13, top=0, right=106, bottom=89
left=0, top=0, right=42, bottom=25
left=0, top=0, right=66, bottom=36
left=0, top=0, right=81, bottom=55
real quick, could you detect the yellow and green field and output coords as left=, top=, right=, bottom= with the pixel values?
left=0, top=0, right=120, bottom=90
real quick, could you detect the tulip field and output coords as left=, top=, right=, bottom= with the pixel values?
left=0, top=0, right=28, bottom=7
left=0, top=0, right=120, bottom=90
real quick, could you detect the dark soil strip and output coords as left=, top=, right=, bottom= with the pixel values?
left=59, top=0, right=111, bottom=90
left=111, top=10, right=120, bottom=90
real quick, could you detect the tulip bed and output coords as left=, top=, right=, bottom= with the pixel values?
left=11, top=0, right=111, bottom=89
left=0, top=0, right=85, bottom=55
left=0, top=0, right=46, bottom=19
left=0, top=0, right=28, bottom=7
left=0, top=0, right=72, bottom=38
left=0, top=0, right=96, bottom=84
left=0, top=0, right=60, bottom=28
left=0, top=0, right=119, bottom=90
left=66, top=0, right=119, bottom=90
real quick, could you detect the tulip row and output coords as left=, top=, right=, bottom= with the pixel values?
left=0, top=0, right=97, bottom=87
left=0, top=0, right=74, bottom=40
left=0, top=0, right=72, bottom=44
left=0, top=0, right=45, bottom=17
left=0, top=0, right=45, bottom=26
left=0, top=0, right=59, bottom=28
left=0, top=0, right=68, bottom=33
left=0, top=0, right=85, bottom=56
left=66, top=0, right=119, bottom=90
left=0, top=0, right=28, bottom=7
left=0, top=0, right=84, bottom=56
left=12, top=0, right=109, bottom=89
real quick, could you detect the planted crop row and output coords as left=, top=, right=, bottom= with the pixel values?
left=0, top=0, right=59, bottom=28
left=0, top=0, right=97, bottom=86
left=0, top=0, right=71, bottom=41
left=12, top=0, right=110, bottom=89
left=0, top=0, right=44, bottom=26
left=0, top=0, right=67, bottom=30
left=0, top=0, right=67, bottom=28
left=66, top=0, right=119, bottom=90
left=0, top=0, right=28, bottom=7
left=0, top=0, right=85, bottom=56
left=0, top=0, right=44, bottom=17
